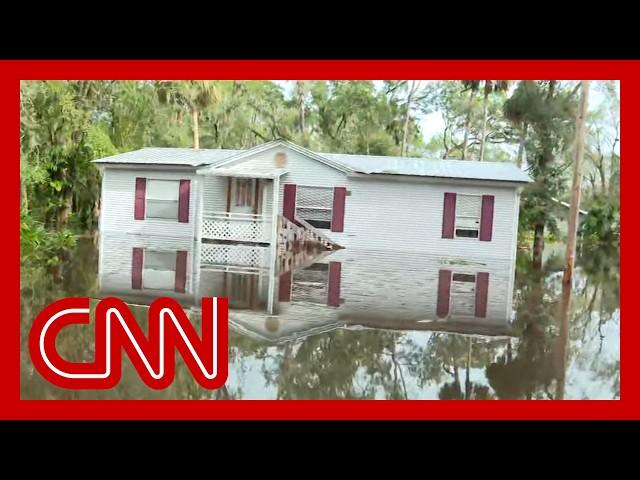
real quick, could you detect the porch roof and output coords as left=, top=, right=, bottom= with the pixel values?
left=199, top=162, right=289, bottom=179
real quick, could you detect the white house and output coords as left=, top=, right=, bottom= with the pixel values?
left=94, top=139, right=532, bottom=293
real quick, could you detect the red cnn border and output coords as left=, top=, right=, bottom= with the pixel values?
left=4, top=60, right=630, bottom=419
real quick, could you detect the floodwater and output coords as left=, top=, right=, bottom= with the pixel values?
left=20, top=237, right=619, bottom=400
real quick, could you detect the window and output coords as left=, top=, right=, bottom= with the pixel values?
left=452, top=273, right=476, bottom=283
left=292, top=262, right=329, bottom=305
left=450, top=271, right=476, bottom=317
left=143, top=251, right=176, bottom=290
left=455, top=194, right=481, bottom=239
left=296, top=186, right=333, bottom=230
left=146, top=180, right=179, bottom=219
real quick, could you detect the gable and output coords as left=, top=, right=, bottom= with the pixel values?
left=198, top=141, right=352, bottom=176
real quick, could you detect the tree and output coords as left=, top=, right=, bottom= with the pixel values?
left=478, top=81, right=510, bottom=161
left=504, top=81, right=579, bottom=269
left=420, top=81, right=513, bottom=161
left=460, top=80, right=481, bottom=160
left=563, top=81, right=590, bottom=285
left=157, top=81, right=221, bottom=149
left=400, top=80, right=424, bottom=157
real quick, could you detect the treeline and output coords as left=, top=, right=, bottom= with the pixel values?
left=20, top=80, right=620, bottom=268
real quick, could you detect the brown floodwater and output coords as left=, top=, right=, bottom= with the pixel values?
left=20, top=237, right=619, bottom=400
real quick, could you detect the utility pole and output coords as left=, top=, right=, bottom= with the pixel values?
left=563, top=80, right=590, bottom=285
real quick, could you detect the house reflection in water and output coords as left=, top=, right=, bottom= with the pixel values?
left=98, top=232, right=517, bottom=343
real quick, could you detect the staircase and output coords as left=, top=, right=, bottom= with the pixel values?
left=277, top=215, right=341, bottom=255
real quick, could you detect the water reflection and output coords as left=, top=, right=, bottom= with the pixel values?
left=20, top=233, right=619, bottom=400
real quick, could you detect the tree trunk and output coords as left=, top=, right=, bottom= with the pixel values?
left=461, top=88, right=475, bottom=160
left=56, top=191, right=73, bottom=231
left=533, top=223, right=545, bottom=270
left=555, top=281, right=572, bottom=400
left=598, top=159, right=606, bottom=195
left=478, top=85, right=490, bottom=161
left=563, top=81, right=590, bottom=285
left=192, top=107, right=200, bottom=150
left=401, top=81, right=416, bottom=157
left=20, top=177, right=28, bottom=212
left=516, top=123, right=528, bottom=168
left=296, top=81, right=306, bottom=136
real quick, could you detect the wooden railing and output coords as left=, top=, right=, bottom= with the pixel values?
left=277, top=215, right=341, bottom=253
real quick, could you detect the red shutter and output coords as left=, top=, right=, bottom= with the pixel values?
left=479, top=195, right=495, bottom=241
left=475, top=272, right=489, bottom=317
left=134, top=178, right=146, bottom=220
left=436, top=269, right=452, bottom=318
left=283, top=184, right=297, bottom=222
left=331, top=187, right=347, bottom=232
left=327, top=262, right=342, bottom=307
left=175, top=250, right=188, bottom=293
left=178, top=179, right=190, bottom=223
left=442, top=192, right=456, bottom=239
left=278, top=270, right=292, bottom=302
left=132, top=247, right=143, bottom=289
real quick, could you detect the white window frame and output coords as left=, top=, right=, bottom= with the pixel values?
left=295, top=185, right=333, bottom=231
left=146, top=179, right=180, bottom=220
left=454, top=193, right=481, bottom=240
left=142, top=250, right=177, bottom=290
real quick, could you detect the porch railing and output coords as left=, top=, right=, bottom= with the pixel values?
left=202, top=211, right=272, bottom=243
left=200, top=243, right=270, bottom=269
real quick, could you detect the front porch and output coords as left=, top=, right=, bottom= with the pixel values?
left=197, top=160, right=340, bottom=272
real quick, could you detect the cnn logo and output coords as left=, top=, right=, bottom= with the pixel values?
left=28, top=297, right=228, bottom=390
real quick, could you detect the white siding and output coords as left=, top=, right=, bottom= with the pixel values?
left=231, top=249, right=516, bottom=341
left=102, top=146, right=521, bottom=262
left=326, top=248, right=514, bottom=325
left=333, top=176, right=520, bottom=259
left=202, top=176, right=227, bottom=213
left=211, top=145, right=520, bottom=259
left=100, top=168, right=201, bottom=239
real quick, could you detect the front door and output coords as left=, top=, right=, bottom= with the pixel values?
left=229, top=177, right=258, bottom=214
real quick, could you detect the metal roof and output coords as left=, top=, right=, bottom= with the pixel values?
left=93, top=147, right=240, bottom=167
left=551, top=197, right=588, bottom=216
left=321, top=152, right=532, bottom=183
left=94, top=144, right=532, bottom=183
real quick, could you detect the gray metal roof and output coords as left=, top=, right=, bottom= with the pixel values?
left=93, top=147, right=241, bottom=167
left=321, top=152, right=532, bottom=183
left=94, top=145, right=532, bottom=183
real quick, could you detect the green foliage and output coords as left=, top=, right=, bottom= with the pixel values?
left=504, top=81, right=578, bottom=248
left=20, top=211, right=76, bottom=267
left=580, top=196, right=620, bottom=245
left=420, top=80, right=513, bottom=159
left=20, top=79, right=621, bottom=266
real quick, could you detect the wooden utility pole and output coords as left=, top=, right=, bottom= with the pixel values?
left=563, top=80, right=590, bottom=285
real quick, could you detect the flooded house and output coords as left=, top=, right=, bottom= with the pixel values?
left=94, top=139, right=532, bottom=281
left=98, top=233, right=519, bottom=343
left=94, top=139, right=532, bottom=344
